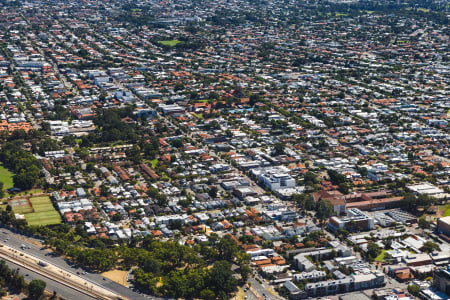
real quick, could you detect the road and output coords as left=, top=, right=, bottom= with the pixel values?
left=0, top=228, right=158, bottom=300
left=3, top=259, right=93, bottom=300
left=248, top=276, right=284, bottom=300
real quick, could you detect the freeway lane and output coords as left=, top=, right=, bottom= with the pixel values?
left=0, top=228, right=155, bottom=300
left=2, top=259, right=93, bottom=300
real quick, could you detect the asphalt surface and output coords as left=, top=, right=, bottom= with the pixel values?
left=248, top=276, right=283, bottom=300
left=0, top=228, right=157, bottom=300
left=3, top=259, right=92, bottom=300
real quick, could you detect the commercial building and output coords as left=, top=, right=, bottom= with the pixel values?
left=255, top=167, right=296, bottom=191
left=304, top=272, right=385, bottom=297
left=437, top=217, right=450, bottom=237
left=433, top=266, right=450, bottom=295
left=328, top=208, right=375, bottom=232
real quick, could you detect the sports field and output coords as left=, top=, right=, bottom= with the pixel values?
left=8, top=198, right=33, bottom=214
left=25, top=211, right=61, bottom=226
left=24, top=196, right=61, bottom=226
left=30, top=196, right=55, bottom=212
left=0, top=196, right=61, bottom=226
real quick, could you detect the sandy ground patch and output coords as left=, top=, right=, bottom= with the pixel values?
left=101, top=269, right=130, bottom=286
left=231, top=287, right=245, bottom=300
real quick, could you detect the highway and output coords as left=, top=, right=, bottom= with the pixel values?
left=2, top=259, right=92, bottom=300
left=0, top=228, right=156, bottom=300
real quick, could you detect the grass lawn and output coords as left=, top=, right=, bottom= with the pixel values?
left=29, top=196, right=52, bottom=206
left=441, top=204, right=450, bottom=217
left=0, top=164, right=14, bottom=190
left=22, top=196, right=61, bottom=226
left=326, top=12, right=348, bottom=16
left=375, top=250, right=387, bottom=262
left=192, top=113, right=203, bottom=119
left=157, top=40, right=184, bottom=47
left=12, top=189, right=44, bottom=197
left=406, top=7, right=430, bottom=12
left=25, top=211, right=61, bottom=226
left=11, top=205, right=33, bottom=214
left=1, top=194, right=59, bottom=226
left=150, top=159, right=158, bottom=168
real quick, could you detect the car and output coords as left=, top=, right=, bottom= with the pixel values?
left=3, top=240, right=6, bottom=242
left=25, top=274, right=29, bottom=276
left=77, top=272, right=80, bottom=275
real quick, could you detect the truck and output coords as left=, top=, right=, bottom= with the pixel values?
left=37, top=261, right=47, bottom=267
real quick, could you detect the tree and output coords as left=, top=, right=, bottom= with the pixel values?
left=418, top=194, right=435, bottom=212
left=28, top=279, right=46, bottom=299
left=209, top=261, right=238, bottom=297
left=293, top=194, right=315, bottom=211
left=171, top=139, right=183, bottom=148
left=358, top=167, right=368, bottom=177
left=239, top=263, right=251, bottom=282
left=13, top=171, right=38, bottom=190
left=367, top=242, right=381, bottom=259
left=316, top=199, right=334, bottom=219
left=249, top=94, right=260, bottom=106
left=418, top=216, right=430, bottom=229
left=400, top=193, right=418, bottom=212
left=208, top=186, right=218, bottom=198
left=327, top=169, right=346, bottom=185
left=303, top=172, right=318, bottom=184
left=421, top=241, right=440, bottom=253
left=199, top=289, right=215, bottom=300
left=273, top=142, right=285, bottom=156
left=216, top=235, right=239, bottom=262
left=62, top=135, right=77, bottom=146
left=407, top=284, right=420, bottom=296
left=338, top=182, right=350, bottom=194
